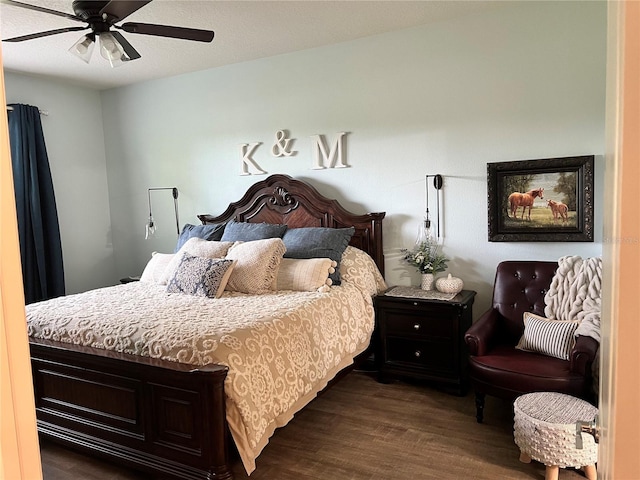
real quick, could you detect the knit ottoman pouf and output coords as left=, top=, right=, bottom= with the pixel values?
left=514, top=392, right=598, bottom=480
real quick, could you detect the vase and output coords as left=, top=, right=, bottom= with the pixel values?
left=421, top=273, right=435, bottom=291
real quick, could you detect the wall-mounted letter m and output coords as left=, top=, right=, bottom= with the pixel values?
left=311, top=133, right=348, bottom=170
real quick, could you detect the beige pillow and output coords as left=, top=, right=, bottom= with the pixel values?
left=159, top=237, right=235, bottom=285
left=273, top=258, right=337, bottom=292
left=224, top=238, right=286, bottom=294
left=140, top=252, right=175, bottom=284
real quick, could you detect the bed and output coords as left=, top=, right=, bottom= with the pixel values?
left=27, top=174, right=386, bottom=479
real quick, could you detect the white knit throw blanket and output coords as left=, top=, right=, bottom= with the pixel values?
left=544, top=255, right=602, bottom=343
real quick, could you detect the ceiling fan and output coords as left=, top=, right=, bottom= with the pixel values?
left=1, top=0, right=214, bottom=67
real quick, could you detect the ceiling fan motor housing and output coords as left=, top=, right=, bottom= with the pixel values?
left=72, top=1, right=112, bottom=23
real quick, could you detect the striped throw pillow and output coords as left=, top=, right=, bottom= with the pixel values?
left=273, top=258, right=337, bottom=292
left=515, top=313, right=580, bottom=360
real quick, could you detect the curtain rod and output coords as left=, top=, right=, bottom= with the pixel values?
left=6, top=106, right=49, bottom=116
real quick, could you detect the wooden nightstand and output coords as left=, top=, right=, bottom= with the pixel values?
left=374, top=287, right=476, bottom=395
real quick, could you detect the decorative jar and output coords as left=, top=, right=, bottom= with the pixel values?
left=435, top=274, right=464, bottom=294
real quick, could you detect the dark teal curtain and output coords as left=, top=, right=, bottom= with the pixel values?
left=8, top=103, right=65, bottom=304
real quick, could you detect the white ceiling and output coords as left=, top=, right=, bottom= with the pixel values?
left=1, top=0, right=502, bottom=90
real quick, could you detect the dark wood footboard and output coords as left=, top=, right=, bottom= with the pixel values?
left=30, top=339, right=233, bottom=480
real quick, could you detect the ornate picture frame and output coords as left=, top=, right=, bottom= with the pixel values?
left=487, top=155, right=594, bottom=242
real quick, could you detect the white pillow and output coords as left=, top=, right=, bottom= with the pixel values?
left=140, top=252, right=175, bottom=284
left=516, top=312, right=580, bottom=360
left=159, top=237, right=235, bottom=285
left=273, top=258, right=336, bottom=292
left=224, top=238, right=286, bottom=294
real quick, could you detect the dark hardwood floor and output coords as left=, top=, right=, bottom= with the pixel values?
left=40, top=371, right=587, bottom=480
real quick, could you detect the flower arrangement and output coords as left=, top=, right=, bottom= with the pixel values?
left=401, top=238, right=448, bottom=274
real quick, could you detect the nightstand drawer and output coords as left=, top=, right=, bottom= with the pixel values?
left=384, top=313, right=453, bottom=339
left=376, top=299, right=454, bottom=317
left=385, top=337, right=455, bottom=373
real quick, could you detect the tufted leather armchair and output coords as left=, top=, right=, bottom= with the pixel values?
left=464, top=261, right=598, bottom=423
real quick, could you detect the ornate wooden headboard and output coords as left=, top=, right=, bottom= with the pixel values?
left=198, top=174, right=385, bottom=276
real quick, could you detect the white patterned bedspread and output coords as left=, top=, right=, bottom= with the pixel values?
left=26, top=248, right=385, bottom=474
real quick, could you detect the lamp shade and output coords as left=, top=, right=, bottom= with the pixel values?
left=99, top=32, right=130, bottom=68
left=68, top=34, right=95, bottom=63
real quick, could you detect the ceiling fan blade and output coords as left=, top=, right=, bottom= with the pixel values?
left=120, top=22, right=214, bottom=43
left=100, top=0, right=151, bottom=23
left=0, top=0, right=83, bottom=22
left=109, top=31, right=141, bottom=60
left=3, top=26, right=88, bottom=42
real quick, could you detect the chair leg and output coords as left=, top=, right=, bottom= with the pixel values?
left=582, top=465, right=597, bottom=480
left=544, top=465, right=559, bottom=480
left=475, top=392, right=485, bottom=423
left=519, top=451, right=531, bottom=463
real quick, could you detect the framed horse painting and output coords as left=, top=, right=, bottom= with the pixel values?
left=487, top=155, right=594, bottom=242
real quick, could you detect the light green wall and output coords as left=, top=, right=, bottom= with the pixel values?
left=4, top=1, right=607, bottom=315
left=101, top=1, right=606, bottom=314
left=4, top=72, right=116, bottom=294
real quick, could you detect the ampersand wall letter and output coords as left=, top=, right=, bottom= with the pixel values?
left=271, top=130, right=296, bottom=157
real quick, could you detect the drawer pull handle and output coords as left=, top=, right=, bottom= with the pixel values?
left=413, top=323, right=420, bottom=330
left=413, top=302, right=418, bottom=306
left=414, top=350, right=421, bottom=358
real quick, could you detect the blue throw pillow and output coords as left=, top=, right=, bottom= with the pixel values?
left=282, top=227, right=355, bottom=285
left=220, top=219, right=287, bottom=242
left=174, top=223, right=226, bottom=253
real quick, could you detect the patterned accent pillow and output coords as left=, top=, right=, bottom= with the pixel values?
left=140, top=252, right=175, bottom=284
left=516, top=312, right=580, bottom=360
left=273, top=258, right=337, bottom=292
left=224, top=238, right=286, bottom=294
left=174, top=223, right=226, bottom=253
left=282, top=227, right=354, bottom=285
left=159, top=237, right=235, bottom=285
left=220, top=220, right=287, bottom=242
left=166, top=254, right=235, bottom=298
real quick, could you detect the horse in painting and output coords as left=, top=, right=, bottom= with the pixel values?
left=508, top=187, right=544, bottom=220
left=547, top=199, right=569, bottom=223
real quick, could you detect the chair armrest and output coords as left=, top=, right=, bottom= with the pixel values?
left=464, top=309, right=501, bottom=356
left=570, top=335, right=599, bottom=376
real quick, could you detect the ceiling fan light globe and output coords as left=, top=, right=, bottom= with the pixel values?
left=99, top=32, right=129, bottom=67
left=68, top=34, right=95, bottom=63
